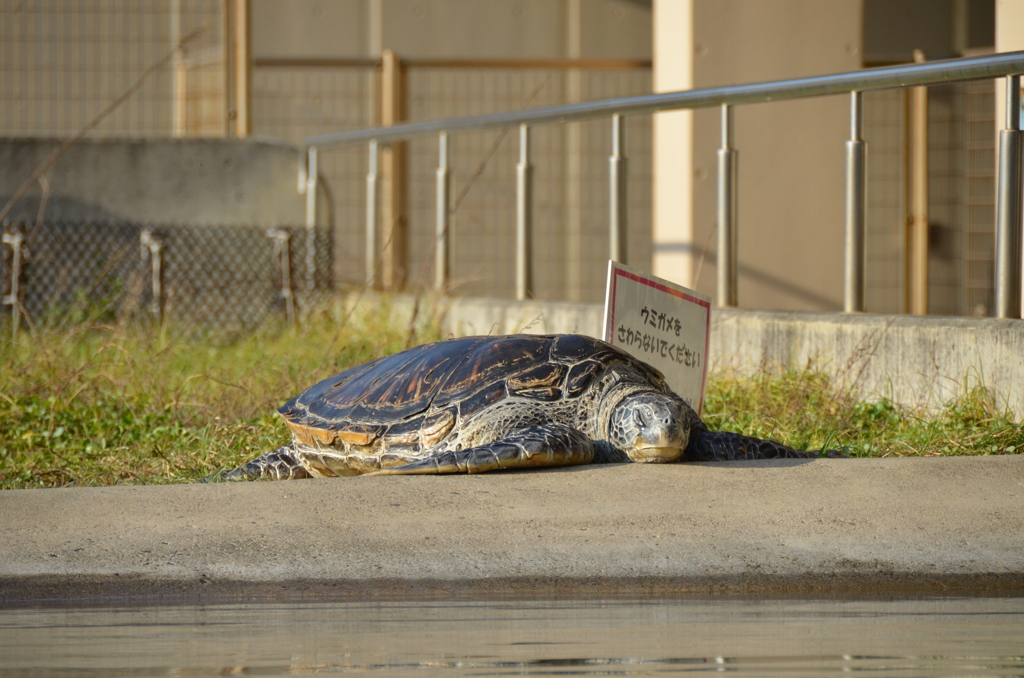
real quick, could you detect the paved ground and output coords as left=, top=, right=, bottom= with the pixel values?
left=2, top=455, right=1022, bottom=605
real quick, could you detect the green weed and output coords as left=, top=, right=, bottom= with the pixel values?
left=703, top=369, right=1023, bottom=457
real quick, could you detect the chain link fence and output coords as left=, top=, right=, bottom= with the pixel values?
left=1, top=219, right=333, bottom=336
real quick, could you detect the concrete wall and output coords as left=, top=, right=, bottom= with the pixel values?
left=0, top=138, right=320, bottom=227
left=708, top=309, right=1024, bottom=418
left=355, top=293, right=1024, bottom=420
left=652, top=0, right=861, bottom=312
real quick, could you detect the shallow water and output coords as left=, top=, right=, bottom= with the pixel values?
left=1, top=596, right=1022, bottom=677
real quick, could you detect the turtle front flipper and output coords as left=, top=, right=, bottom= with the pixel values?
left=368, top=424, right=597, bottom=475
left=684, top=431, right=843, bottom=461
left=206, top=446, right=312, bottom=481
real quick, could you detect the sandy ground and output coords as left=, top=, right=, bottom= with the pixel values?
left=1, top=455, right=1022, bottom=604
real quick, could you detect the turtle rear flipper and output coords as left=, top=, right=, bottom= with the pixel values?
left=206, top=446, right=312, bottom=481
left=368, top=424, right=596, bottom=475
left=684, top=431, right=844, bottom=461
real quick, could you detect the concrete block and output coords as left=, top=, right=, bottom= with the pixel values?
left=0, top=138, right=325, bottom=227
left=710, top=310, right=1024, bottom=418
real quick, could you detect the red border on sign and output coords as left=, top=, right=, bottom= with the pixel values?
left=607, top=265, right=711, bottom=416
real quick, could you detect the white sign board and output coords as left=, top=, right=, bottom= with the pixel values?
left=602, top=261, right=711, bottom=415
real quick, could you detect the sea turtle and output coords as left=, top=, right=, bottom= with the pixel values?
left=216, top=334, right=838, bottom=481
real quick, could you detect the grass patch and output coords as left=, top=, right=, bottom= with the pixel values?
left=703, top=369, right=1023, bottom=458
left=0, top=307, right=437, bottom=489
left=1, top=320, right=1020, bottom=489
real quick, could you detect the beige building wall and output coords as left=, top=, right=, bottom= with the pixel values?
left=252, top=0, right=371, bottom=58
left=251, top=0, right=651, bottom=60
left=652, top=0, right=862, bottom=311
left=250, top=0, right=654, bottom=300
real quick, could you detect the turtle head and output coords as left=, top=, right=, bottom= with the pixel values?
left=605, top=389, right=688, bottom=463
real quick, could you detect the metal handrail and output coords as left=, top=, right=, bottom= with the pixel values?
left=302, top=51, right=1024, bottom=317
left=307, top=51, right=1024, bottom=147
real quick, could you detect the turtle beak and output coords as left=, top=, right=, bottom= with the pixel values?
left=630, top=437, right=686, bottom=463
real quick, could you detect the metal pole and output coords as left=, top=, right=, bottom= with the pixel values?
left=2, top=229, right=24, bottom=337
left=716, top=103, right=738, bottom=308
left=435, top=132, right=450, bottom=292
left=516, top=123, right=533, bottom=301
left=609, top=113, right=628, bottom=264
left=304, top=145, right=317, bottom=291
left=995, top=74, right=1022, bottom=319
left=268, top=228, right=295, bottom=326
left=365, top=139, right=379, bottom=288
left=844, top=91, right=867, bottom=313
left=140, top=230, right=164, bottom=325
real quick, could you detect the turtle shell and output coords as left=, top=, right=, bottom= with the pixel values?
left=278, top=334, right=665, bottom=447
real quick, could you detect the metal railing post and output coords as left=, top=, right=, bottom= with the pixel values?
left=995, top=74, right=1022, bottom=319
left=2, top=228, right=24, bottom=337
left=435, top=132, right=450, bottom=292
left=365, top=139, right=379, bottom=288
left=140, top=229, right=165, bottom=325
left=268, top=228, right=296, bottom=326
left=844, top=91, right=867, bottom=313
left=304, top=145, right=317, bottom=292
left=516, top=123, right=533, bottom=300
left=717, top=104, right=738, bottom=308
left=609, top=113, right=628, bottom=264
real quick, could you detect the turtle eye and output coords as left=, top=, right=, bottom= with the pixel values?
left=633, top=409, right=649, bottom=429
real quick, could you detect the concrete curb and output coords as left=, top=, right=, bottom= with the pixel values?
left=2, top=456, right=1022, bottom=604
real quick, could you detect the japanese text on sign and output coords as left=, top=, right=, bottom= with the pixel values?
left=602, top=261, right=711, bottom=414
left=639, top=306, right=683, bottom=337
left=615, top=325, right=700, bottom=367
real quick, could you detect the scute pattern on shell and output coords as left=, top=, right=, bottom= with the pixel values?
left=278, top=334, right=647, bottom=444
